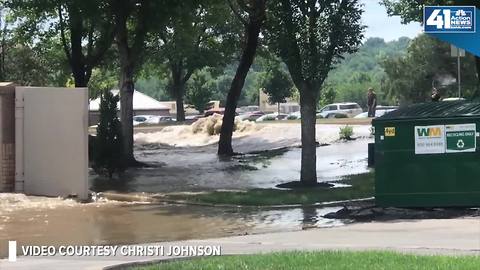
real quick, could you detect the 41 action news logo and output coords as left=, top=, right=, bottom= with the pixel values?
left=424, top=6, right=476, bottom=33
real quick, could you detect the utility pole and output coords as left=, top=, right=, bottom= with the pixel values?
left=0, top=8, right=3, bottom=82
left=457, top=48, right=461, bottom=98
left=451, top=45, right=465, bottom=98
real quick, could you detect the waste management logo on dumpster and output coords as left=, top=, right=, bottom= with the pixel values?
left=414, top=124, right=477, bottom=154
left=415, top=125, right=445, bottom=154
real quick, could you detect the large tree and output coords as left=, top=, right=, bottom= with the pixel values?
left=151, top=0, right=235, bottom=122
left=382, top=0, right=480, bottom=97
left=218, top=0, right=267, bottom=156
left=259, top=62, right=294, bottom=113
left=5, top=0, right=116, bottom=87
left=267, top=0, right=364, bottom=185
left=186, top=70, right=215, bottom=114
left=382, top=34, right=478, bottom=104
left=111, top=0, right=153, bottom=164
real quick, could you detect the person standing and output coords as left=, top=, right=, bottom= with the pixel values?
left=431, top=87, right=441, bottom=102
left=367, top=87, right=377, bottom=117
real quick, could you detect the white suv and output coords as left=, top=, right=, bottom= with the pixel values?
left=317, top=103, right=363, bottom=118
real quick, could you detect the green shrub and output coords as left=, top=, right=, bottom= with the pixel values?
left=264, top=115, right=276, bottom=121
left=93, top=90, right=125, bottom=178
left=339, top=125, right=354, bottom=140
left=334, top=113, right=348, bottom=118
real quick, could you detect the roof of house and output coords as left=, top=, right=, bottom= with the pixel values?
left=374, top=101, right=480, bottom=122
left=89, top=90, right=170, bottom=111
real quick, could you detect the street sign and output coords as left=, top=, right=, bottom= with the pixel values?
left=451, top=45, right=466, bottom=57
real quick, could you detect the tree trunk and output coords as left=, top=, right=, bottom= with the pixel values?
left=473, top=56, right=480, bottom=99
left=172, top=71, right=186, bottom=122
left=116, top=16, right=136, bottom=164
left=118, top=60, right=135, bottom=164
left=218, top=18, right=263, bottom=156
left=299, top=88, right=317, bottom=185
left=72, top=62, right=88, bottom=87
left=175, top=90, right=185, bottom=122
left=68, top=5, right=88, bottom=88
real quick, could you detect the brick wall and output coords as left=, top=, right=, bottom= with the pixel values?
left=0, top=143, right=14, bottom=192
left=0, top=83, right=16, bottom=192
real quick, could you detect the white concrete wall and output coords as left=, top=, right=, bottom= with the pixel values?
left=16, top=87, right=88, bottom=200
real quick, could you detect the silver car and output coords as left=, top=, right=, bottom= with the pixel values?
left=318, top=103, right=363, bottom=118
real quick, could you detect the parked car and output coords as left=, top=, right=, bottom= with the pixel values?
left=204, top=108, right=225, bottom=117
left=286, top=111, right=301, bottom=120
left=237, top=111, right=265, bottom=121
left=255, top=113, right=288, bottom=122
left=236, top=105, right=260, bottom=114
left=133, top=115, right=155, bottom=126
left=144, top=116, right=174, bottom=124
left=317, top=103, right=363, bottom=118
left=185, top=115, right=203, bottom=121
left=354, top=106, right=398, bottom=118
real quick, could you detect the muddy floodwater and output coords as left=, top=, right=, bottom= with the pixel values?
left=0, top=195, right=342, bottom=257
left=92, top=124, right=372, bottom=193
left=1, top=124, right=371, bottom=258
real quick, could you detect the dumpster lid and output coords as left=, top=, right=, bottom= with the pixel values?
left=373, top=101, right=480, bottom=122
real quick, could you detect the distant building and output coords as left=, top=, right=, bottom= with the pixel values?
left=89, top=90, right=170, bottom=125
left=259, top=89, right=300, bottom=113
left=159, top=100, right=221, bottom=116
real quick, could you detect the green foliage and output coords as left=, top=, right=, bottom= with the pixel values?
left=339, top=125, right=354, bottom=140
left=135, top=76, right=170, bottom=101
left=382, top=0, right=480, bottom=24
left=267, top=0, right=365, bottom=95
left=165, top=172, right=373, bottom=206
left=266, top=0, right=365, bottom=183
left=186, top=70, right=215, bottom=113
left=326, top=37, right=411, bottom=108
left=93, top=90, right=124, bottom=178
left=0, top=23, right=71, bottom=86
left=135, top=250, right=480, bottom=270
left=146, top=0, right=236, bottom=115
left=381, top=35, right=478, bottom=104
left=318, top=85, right=336, bottom=107
left=88, top=68, right=117, bottom=99
left=258, top=61, right=294, bottom=105
left=5, top=0, right=116, bottom=87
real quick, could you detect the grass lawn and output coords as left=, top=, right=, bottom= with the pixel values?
left=164, top=172, right=373, bottom=206
left=133, top=250, right=480, bottom=270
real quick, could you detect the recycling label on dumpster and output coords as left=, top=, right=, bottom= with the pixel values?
left=445, top=124, right=476, bottom=153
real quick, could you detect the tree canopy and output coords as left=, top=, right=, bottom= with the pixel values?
left=267, top=0, right=365, bottom=185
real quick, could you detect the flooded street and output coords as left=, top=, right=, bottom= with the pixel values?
left=0, top=193, right=342, bottom=257
left=1, top=123, right=371, bottom=258
left=92, top=124, right=372, bottom=193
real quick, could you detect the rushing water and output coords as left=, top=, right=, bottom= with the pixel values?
left=0, top=197, right=343, bottom=257
left=92, top=124, right=372, bottom=193
left=0, top=123, right=372, bottom=258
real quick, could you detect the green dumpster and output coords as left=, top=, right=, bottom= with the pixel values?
left=373, top=101, right=480, bottom=207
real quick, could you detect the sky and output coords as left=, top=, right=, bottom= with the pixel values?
left=361, top=0, right=422, bottom=41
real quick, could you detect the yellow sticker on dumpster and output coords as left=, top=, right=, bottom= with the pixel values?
left=385, top=127, right=395, bottom=137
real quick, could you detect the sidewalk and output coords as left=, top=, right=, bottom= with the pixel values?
left=2, top=218, right=480, bottom=270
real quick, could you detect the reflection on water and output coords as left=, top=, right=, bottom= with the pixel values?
left=91, top=138, right=371, bottom=194
left=1, top=124, right=370, bottom=258
left=0, top=200, right=342, bottom=258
